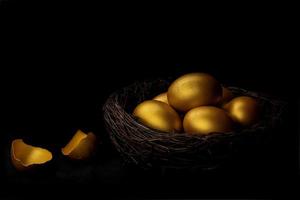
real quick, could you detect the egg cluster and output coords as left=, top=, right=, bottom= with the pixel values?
left=133, top=73, right=260, bottom=135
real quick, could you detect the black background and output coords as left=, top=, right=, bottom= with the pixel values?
left=0, top=1, right=299, bottom=199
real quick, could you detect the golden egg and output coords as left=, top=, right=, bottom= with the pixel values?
left=223, top=96, right=260, bottom=126
left=11, top=139, right=53, bottom=171
left=221, top=87, right=234, bottom=104
left=183, top=106, right=233, bottom=135
left=62, top=130, right=97, bottom=160
left=153, top=92, right=169, bottom=105
left=133, top=100, right=182, bottom=132
left=168, top=73, right=222, bottom=112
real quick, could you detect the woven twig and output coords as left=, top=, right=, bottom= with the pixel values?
left=103, top=79, right=286, bottom=170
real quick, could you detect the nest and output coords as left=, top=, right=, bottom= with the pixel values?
left=103, top=79, right=286, bottom=170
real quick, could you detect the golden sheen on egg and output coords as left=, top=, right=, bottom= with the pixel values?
left=168, top=73, right=222, bottom=112
left=223, top=96, right=260, bottom=126
left=183, top=106, right=233, bottom=135
left=153, top=92, right=169, bottom=105
left=133, top=100, right=182, bottom=133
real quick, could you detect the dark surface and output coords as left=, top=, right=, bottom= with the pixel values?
left=0, top=1, right=299, bottom=199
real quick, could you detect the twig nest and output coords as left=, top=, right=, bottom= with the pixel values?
left=103, top=79, right=286, bottom=169
left=11, top=139, right=53, bottom=171
left=61, top=130, right=97, bottom=160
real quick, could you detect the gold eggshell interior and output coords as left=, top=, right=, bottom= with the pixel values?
left=11, top=139, right=53, bottom=170
left=62, top=130, right=96, bottom=160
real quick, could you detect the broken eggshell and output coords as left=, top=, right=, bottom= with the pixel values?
left=11, top=139, right=53, bottom=171
left=61, top=130, right=97, bottom=160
